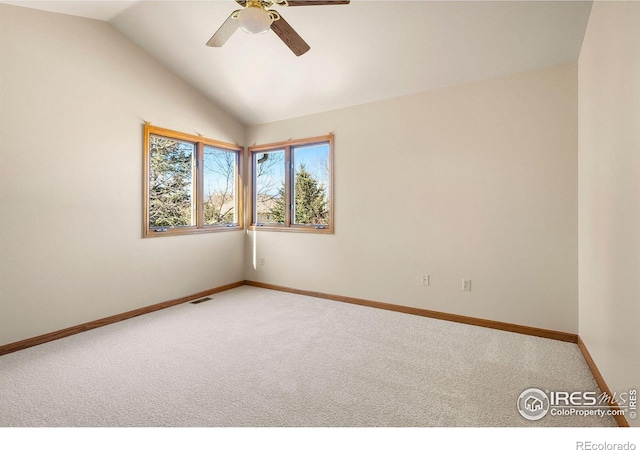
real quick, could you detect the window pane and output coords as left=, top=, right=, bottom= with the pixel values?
left=203, top=146, right=237, bottom=225
left=254, top=150, right=285, bottom=224
left=148, top=135, right=195, bottom=229
left=292, top=143, right=330, bottom=226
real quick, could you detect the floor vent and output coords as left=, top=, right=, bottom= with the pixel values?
left=190, top=297, right=213, bottom=305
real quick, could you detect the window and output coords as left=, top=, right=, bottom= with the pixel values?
left=143, top=124, right=243, bottom=237
left=249, top=135, right=334, bottom=233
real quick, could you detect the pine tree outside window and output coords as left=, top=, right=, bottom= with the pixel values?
left=249, top=135, right=334, bottom=234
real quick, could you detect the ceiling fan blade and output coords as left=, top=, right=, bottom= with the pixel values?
left=285, top=1, right=350, bottom=6
left=206, top=12, right=240, bottom=47
left=271, top=15, right=310, bottom=56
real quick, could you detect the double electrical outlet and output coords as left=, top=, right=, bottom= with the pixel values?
left=420, top=274, right=472, bottom=291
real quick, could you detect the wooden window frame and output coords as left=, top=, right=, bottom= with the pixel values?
left=248, top=134, right=334, bottom=234
left=143, top=123, right=244, bottom=238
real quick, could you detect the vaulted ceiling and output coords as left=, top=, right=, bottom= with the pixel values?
left=2, top=1, right=592, bottom=125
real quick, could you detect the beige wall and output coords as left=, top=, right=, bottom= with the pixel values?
left=0, top=5, right=246, bottom=346
left=579, top=1, right=640, bottom=427
left=246, top=63, right=579, bottom=333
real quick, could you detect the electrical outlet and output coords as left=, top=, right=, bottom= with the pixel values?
left=463, top=279, right=472, bottom=291
left=260, top=257, right=265, bottom=267
left=421, top=274, right=429, bottom=286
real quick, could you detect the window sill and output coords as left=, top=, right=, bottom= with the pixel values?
left=143, top=225, right=244, bottom=238
left=248, top=225, right=333, bottom=234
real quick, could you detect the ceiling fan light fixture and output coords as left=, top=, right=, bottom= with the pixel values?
left=208, top=0, right=351, bottom=55
left=238, top=6, right=272, bottom=35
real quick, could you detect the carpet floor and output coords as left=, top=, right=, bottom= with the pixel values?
left=0, top=286, right=616, bottom=427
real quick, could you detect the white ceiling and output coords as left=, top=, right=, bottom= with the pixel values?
left=2, top=0, right=137, bottom=20
left=3, top=1, right=593, bottom=125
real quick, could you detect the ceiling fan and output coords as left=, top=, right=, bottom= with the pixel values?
left=206, top=0, right=350, bottom=56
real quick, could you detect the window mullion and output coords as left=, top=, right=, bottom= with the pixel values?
left=196, top=142, right=204, bottom=229
left=284, top=146, right=292, bottom=227
left=235, top=151, right=242, bottom=228
left=251, top=151, right=257, bottom=225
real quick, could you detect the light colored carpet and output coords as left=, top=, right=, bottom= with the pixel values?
left=0, top=286, right=616, bottom=427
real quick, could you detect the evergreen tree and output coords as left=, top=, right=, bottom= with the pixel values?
left=269, top=164, right=328, bottom=224
left=268, top=185, right=287, bottom=224
left=148, top=137, right=193, bottom=228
